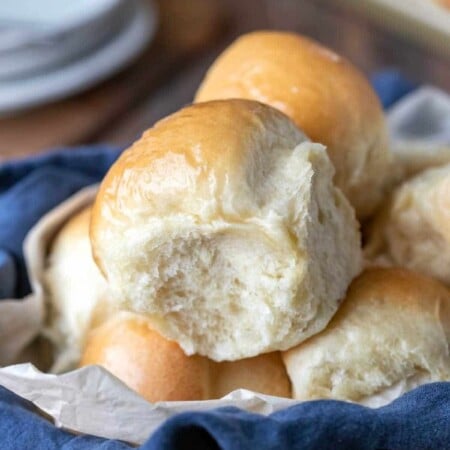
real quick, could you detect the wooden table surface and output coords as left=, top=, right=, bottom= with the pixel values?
left=1, top=0, right=449, bottom=160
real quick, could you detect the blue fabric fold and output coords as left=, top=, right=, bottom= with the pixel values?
left=1, top=71, right=437, bottom=450
left=371, top=70, right=418, bottom=109
left=0, top=146, right=122, bottom=298
left=0, top=386, right=130, bottom=449
left=146, top=381, right=450, bottom=449
left=2, top=382, right=450, bottom=449
left=147, top=381, right=450, bottom=450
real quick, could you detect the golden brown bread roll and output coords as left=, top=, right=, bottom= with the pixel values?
left=80, top=313, right=291, bottom=401
left=80, top=313, right=211, bottom=402
left=91, top=99, right=362, bottom=361
left=211, top=352, right=291, bottom=399
left=283, top=268, right=450, bottom=407
left=365, top=163, right=450, bottom=285
left=195, top=31, right=393, bottom=220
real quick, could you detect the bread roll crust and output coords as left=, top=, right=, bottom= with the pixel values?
left=212, top=352, right=291, bottom=399
left=91, top=99, right=362, bottom=361
left=283, top=268, right=450, bottom=404
left=81, top=313, right=292, bottom=401
left=80, top=313, right=211, bottom=402
left=195, top=31, right=392, bottom=219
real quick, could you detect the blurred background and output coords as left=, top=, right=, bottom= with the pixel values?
left=0, top=0, right=448, bottom=160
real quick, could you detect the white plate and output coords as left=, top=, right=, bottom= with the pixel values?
left=0, top=0, right=122, bottom=29
left=0, top=0, right=157, bottom=116
left=0, top=0, right=133, bottom=80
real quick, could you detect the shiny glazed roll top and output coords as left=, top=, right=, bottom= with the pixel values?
left=90, top=99, right=362, bottom=361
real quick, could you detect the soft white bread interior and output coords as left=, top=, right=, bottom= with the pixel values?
left=80, top=312, right=291, bottom=401
left=91, top=99, right=362, bottom=361
left=365, top=163, right=450, bottom=285
left=282, top=268, right=450, bottom=406
left=43, top=206, right=112, bottom=372
left=46, top=207, right=291, bottom=400
left=195, top=31, right=392, bottom=220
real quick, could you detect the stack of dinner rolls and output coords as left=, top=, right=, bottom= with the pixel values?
left=43, top=31, right=450, bottom=406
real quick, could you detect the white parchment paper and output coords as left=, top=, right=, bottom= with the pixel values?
left=0, top=364, right=297, bottom=444
left=389, top=86, right=450, bottom=177
left=0, top=86, right=449, bottom=445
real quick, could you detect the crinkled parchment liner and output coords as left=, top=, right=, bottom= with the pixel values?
left=0, top=87, right=449, bottom=445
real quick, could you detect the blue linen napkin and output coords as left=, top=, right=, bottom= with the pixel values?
left=0, top=145, right=122, bottom=298
left=1, top=71, right=441, bottom=450
left=371, top=69, right=418, bottom=109
left=2, top=382, right=450, bottom=449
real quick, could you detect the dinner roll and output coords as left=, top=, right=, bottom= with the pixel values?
left=283, top=268, right=450, bottom=407
left=91, top=99, right=362, bottom=361
left=195, top=31, right=392, bottom=219
left=365, top=163, right=450, bottom=285
left=212, top=352, right=291, bottom=399
left=44, top=206, right=112, bottom=372
left=80, top=312, right=291, bottom=401
left=80, top=312, right=211, bottom=402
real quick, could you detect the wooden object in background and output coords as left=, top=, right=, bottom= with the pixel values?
left=334, top=0, right=450, bottom=58
left=0, top=0, right=448, bottom=160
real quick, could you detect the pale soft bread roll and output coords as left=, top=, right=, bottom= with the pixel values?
left=80, top=313, right=291, bottom=401
left=91, top=99, right=362, bottom=361
left=365, top=164, right=450, bottom=285
left=283, top=268, right=450, bottom=406
left=195, top=31, right=392, bottom=220
left=80, top=313, right=211, bottom=402
left=44, top=206, right=112, bottom=371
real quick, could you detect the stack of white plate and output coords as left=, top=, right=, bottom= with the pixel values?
left=0, top=0, right=157, bottom=116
